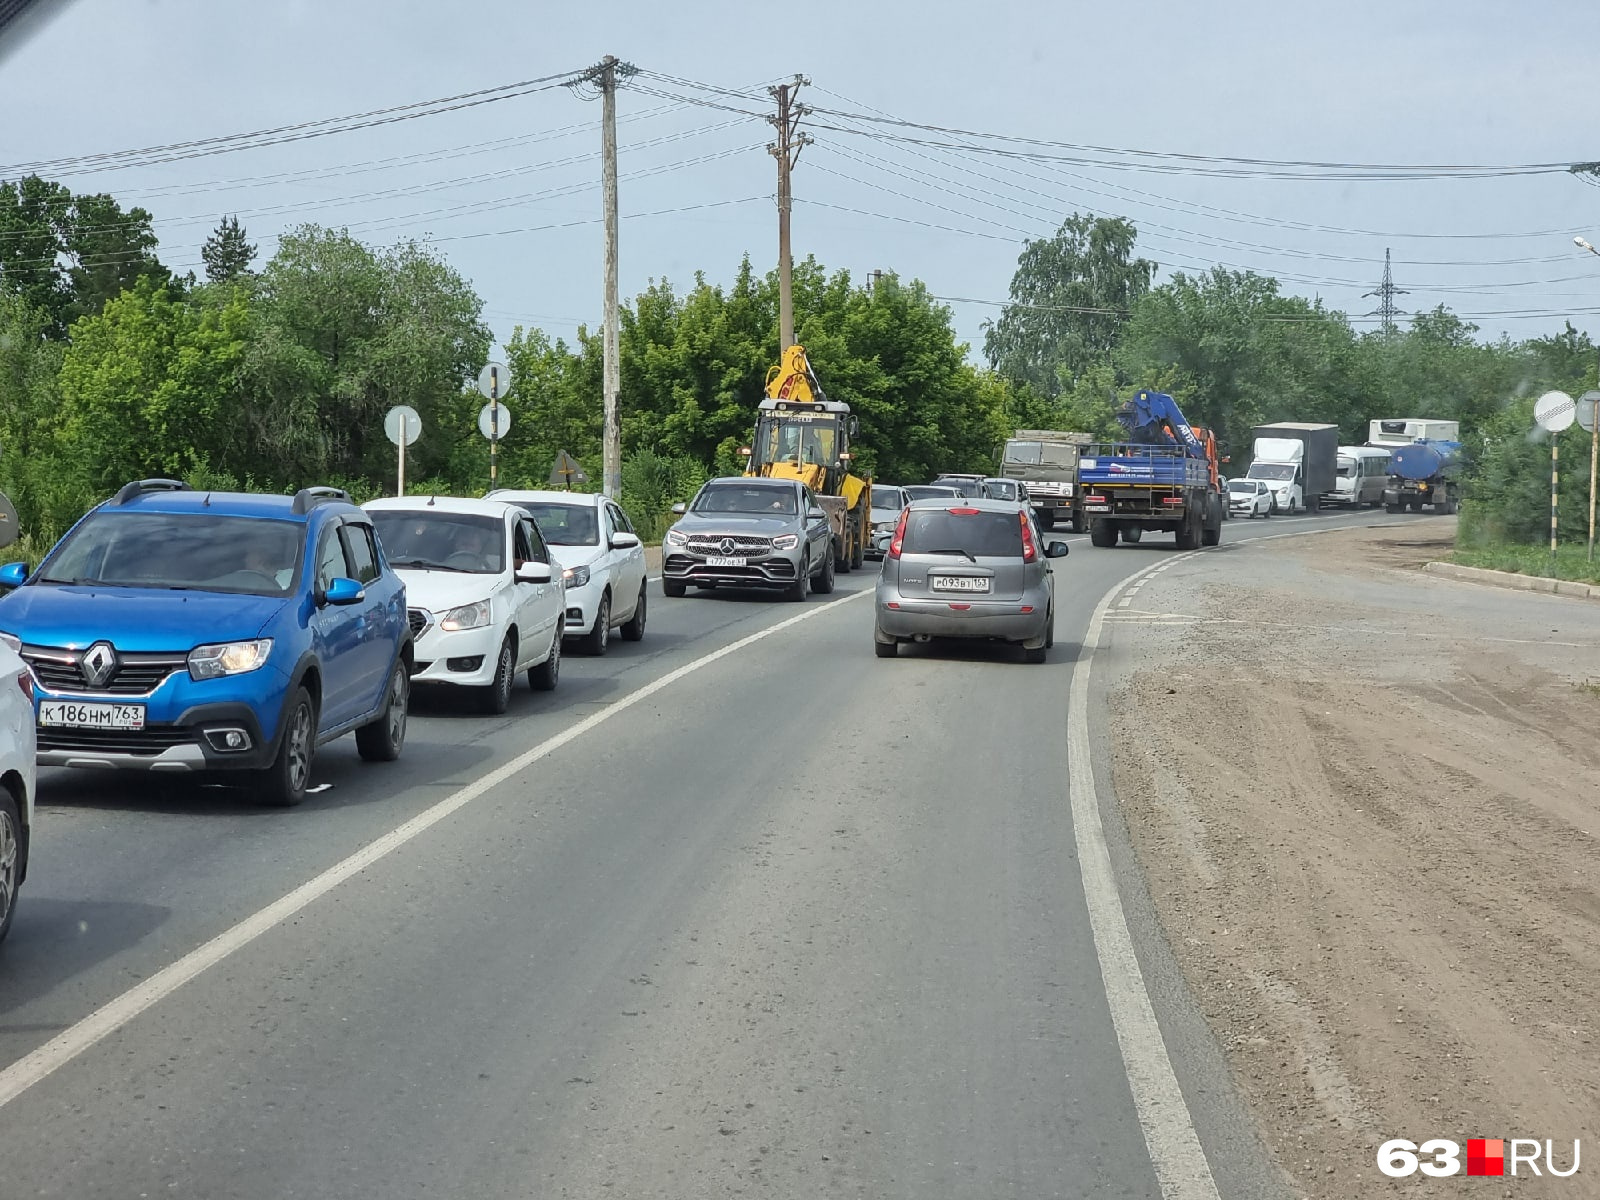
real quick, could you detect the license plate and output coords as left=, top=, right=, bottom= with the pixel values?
left=39, top=700, right=145, bottom=730
left=1086, top=504, right=1110, bottom=513
left=931, top=575, right=990, bottom=593
left=706, top=555, right=746, bottom=567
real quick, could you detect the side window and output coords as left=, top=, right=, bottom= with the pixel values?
left=613, top=506, right=635, bottom=535
left=314, top=527, right=351, bottom=591
left=522, top=518, right=550, bottom=565
left=513, top=519, right=534, bottom=565
left=340, top=523, right=380, bottom=584
left=601, top=505, right=617, bottom=544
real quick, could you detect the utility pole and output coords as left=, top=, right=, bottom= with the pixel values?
left=1363, top=247, right=1409, bottom=337
left=767, top=75, right=812, bottom=350
left=566, top=55, right=635, bottom=499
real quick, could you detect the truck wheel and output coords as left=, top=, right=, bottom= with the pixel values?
left=1174, top=513, right=1198, bottom=550
left=833, top=535, right=849, bottom=573
left=1070, top=512, right=1086, bottom=534
left=851, top=523, right=865, bottom=569
left=1121, top=526, right=1143, bottom=544
left=1385, top=503, right=1402, bottom=514
left=1202, top=519, right=1220, bottom=547
left=1090, top=519, right=1117, bottom=548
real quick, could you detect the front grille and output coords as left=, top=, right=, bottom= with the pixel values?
left=37, top=725, right=196, bottom=757
left=682, top=533, right=774, bottom=555
left=408, top=609, right=431, bottom=636
left=22, top=646, right=187, bottom=696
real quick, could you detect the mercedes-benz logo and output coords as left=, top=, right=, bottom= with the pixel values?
left=81, top=641, right=117, bottom=689
left=719, top=537, right=737, bottom=554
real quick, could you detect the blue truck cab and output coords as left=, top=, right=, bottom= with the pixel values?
left=0, top=480, right=413, bottom=806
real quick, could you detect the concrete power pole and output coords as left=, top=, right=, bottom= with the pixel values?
left=767, top=76, right=812, bottom=350
left=567, top=55, right=634, bottom=498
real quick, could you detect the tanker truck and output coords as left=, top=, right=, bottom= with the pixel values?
left=1383, top=439, right=1461, bottom=514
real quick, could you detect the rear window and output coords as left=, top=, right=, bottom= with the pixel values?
left=871, top=489, right=905, bottom=511
left=901, top=508, right=1024, bottom=558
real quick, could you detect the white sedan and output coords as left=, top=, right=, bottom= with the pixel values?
left=1226, top=479, right=1274, bottom=518
left=0, top=636, right=37, bottom=946
left=485, top=490, right=647, bottom=655
left=364, top=497, right=565, bottom=713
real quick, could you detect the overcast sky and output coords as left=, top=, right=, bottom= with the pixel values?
left=3, top=0, right=1597, bottom=366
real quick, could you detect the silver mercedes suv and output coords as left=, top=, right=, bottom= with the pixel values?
left=661, top=478, right=836, bottom=600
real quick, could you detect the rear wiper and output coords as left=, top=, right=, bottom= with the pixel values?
left=922, top=547, right=978, bottom=563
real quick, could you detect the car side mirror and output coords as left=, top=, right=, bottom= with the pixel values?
left=670, top=502, right=687, bottom=515
left=322, top=576, right=366, bottom=606
left=1045, top=541, right=1070, bottom=558
left=610, top=531, right=641, bottom=549
left=808, top=506, right=827, bottom=521
left=516, top=561, right=552, bottom=584
left=0, top=562, right=29, bottom=589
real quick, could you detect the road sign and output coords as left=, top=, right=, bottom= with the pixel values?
left=0, top=491, right=17, bottom=551
left=383, top=405, right=422, bottom=447
left=478, top=402, right=512, bottom=441
left=548, top=450, right=588, bottom=487
left=477, top=362, right=512, bottom=400
left=1534, top=389, right=1576, bottom=433
left=1576, top=390, right=1600, bottom=434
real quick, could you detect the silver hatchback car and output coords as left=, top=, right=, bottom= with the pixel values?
left=874, top=497, right=1068, bottom=662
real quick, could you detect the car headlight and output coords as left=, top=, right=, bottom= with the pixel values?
left=0, top=631, right=19, bottom=653
left=664, top=528, right=688, bottom=548
left=439, top=599, right=492, bottom=631
left=562, top=564, right=591, bottom=589
left=188, top=638, right=273, bottom=680
left=771, top=533, right=799, bottom=551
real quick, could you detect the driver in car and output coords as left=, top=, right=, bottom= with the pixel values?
left=242, top=542, right=294, bottom=589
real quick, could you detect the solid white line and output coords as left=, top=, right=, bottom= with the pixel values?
left=0, top=588, right=871, bottom=1111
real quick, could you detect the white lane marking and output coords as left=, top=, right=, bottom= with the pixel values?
left=1065, top=517, right=1384, bottom=1197
left=0, top=588, right=872, bottom=1111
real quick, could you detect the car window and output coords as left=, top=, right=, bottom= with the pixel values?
left=601, top=505, right=617, bottom=543
left=523, top=517, right=550, bottom=564
left=366, top=511, right=506, bottom=574
left=340, top=522, right=381, bottom=584
left=515, top=502, right=599, bottom=546
left=35, top=511, right=304, bottom=597
left=315, top=526, right=351, bottom=590
left=871, top=488, right=904, bottom=511
left=612, top=505, right=636, bottom=535
left=513, top=518, right=535, bottom=565
left=692, top=485, right=797, bottom=515
left=901, top=508, right=1024, bottom=557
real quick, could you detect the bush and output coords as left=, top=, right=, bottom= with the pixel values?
left=621, top=449, right=709, bottom=542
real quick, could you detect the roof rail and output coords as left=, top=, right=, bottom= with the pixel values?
left=291, top=486, right=352, bottom=515
left=112, top=478, right=192, bottom=506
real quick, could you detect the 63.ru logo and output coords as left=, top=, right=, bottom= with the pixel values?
left=1378, top=1138, right=1581, bottom=1178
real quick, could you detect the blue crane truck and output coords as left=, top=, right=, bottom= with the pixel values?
left=1383, top=439, right=1461, bottom=514
left=1079, top=390, right=1225, bottom=549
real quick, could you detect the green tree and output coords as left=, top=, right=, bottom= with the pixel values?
left=983, top=214, right=1155, bottom=397
left=202, top=215, right=257, bottom=285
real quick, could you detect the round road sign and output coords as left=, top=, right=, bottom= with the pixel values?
left=1576, top=390, right=1600, bottom=434
left=384, top=405, right=422, bottom=447
left=477, top=362, right=512, bottom=400
left=478, top=402, right=512, bottom=441
left=1534, top=389, right=1576, bottom=433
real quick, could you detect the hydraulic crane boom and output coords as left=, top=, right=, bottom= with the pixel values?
left=1116, top=390, right=1205, bottom=458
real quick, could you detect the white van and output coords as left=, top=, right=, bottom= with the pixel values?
left=1331, top=446, right=1391, bottom=507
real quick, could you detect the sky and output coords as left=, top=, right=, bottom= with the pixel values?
left=2, top=0, right=1598, bottom=368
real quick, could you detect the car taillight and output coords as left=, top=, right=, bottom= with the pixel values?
left=1019, top=510, right=1037, bottom=562
left=1083, top=495, right=1106, bottom=504
left=946, top=507, right=981, bottom=515
left=887, top=508, right=909, bottom=559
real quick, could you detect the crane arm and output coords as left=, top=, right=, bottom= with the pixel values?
left=1116, top=390, right=1204, bottom=457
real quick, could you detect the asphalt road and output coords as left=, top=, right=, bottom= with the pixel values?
left=0, top=506, right=1404, bottom=1198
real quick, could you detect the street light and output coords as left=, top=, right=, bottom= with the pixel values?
left=1575, top=235, right=1600, bottom=559
left=1578, top=235, right=1600, bottom=256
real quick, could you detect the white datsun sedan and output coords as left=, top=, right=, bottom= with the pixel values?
left=0, top=635, right=37, bottom=945
left=485, top=490, right=647, bottom=655
left=364, top=497, right=565, bottom=713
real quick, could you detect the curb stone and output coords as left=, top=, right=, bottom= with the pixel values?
left=1422, top=560, right=1600, bottom=601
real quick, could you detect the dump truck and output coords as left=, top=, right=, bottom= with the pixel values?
left=998, top=430, right=1093, bottom=532
left=1079, top=390, right=1224, bottom=549
left=1384, top=439, right=1462, bottom=513
left=1245, top=422, right=1340, bottom=513
left=741, top=345, right=871, bottom=571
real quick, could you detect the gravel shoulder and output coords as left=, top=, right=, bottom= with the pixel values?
left=1105, top=522, right=1600, bottom=1197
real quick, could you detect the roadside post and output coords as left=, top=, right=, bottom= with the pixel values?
left=477, top=362, right=513, bottom=490
left=383, top=405, right=421, bottom=497
left=1578, top=389, right=1599, bottom=562
left=1534, top=390, right=1575, bottom=558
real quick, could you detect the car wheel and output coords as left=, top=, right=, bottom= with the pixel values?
left=259, top=686, right=316, bottom=806
left=480, top=636, right=516, bottom=714
left=0, top=790, right=21, bottom=946
left=815, top=546, right=836, bottom=594
left=662, top=577, right=686, bottom=598
left=1045, top=607, right=1055, bottom=649
left=620, top=582, right=646, bottom=641
left=529, top=630, right=561, bottom=691
left=356, top=661, right=409, bottom=763
left=786, top=553, right=809, bottom=602
left=582, top=592, right=611, bottom=655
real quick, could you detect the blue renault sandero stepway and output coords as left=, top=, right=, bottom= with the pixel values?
left=0, top=479, right=413, bottom=807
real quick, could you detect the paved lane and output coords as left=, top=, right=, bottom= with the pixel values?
left=0, top=508, right=1404, bottom=1197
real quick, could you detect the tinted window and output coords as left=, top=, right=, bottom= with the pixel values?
left=523, top=518, right=550, bottom=564
left=37, top=512, right=303, bottom=597
left=692, top=485, right=797, bottom=515
left=901, top=508, right=1024, bottom=558
left=341, top=523, right=381, bottom=583
left=368, top=511, right=506, bottom=574
left=516, top=502, right=599, bottom=546
left=903, top=486, right=961, bottom=502
left=513, top=519, right=535, bottom=564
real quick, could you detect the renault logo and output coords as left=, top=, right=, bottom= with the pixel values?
left=81, top=641, right=117, bottom=689
left=719, top=537, right=737, bottom=554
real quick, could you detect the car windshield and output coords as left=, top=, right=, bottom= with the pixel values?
left=1249, top=464, right=1296, bottom=482
left=514, top=502, right=598, bottom=546
left=368, top=511, right=505, bottom=574
left=935, top=477, right=985, bottom=497
left=1336, top=459, right=1355, bottom=477
left=903, top=486, right=961, bottom=501
left=37, top=512, right=303, bottom=596
left=901, top=508, right=1024, bottom=557
left=871, top=489, right=906, bottom=512
left=985, top=480, right=1018, bottom=500
left=691, top=485, right=797, bottom=515
left=1227, top=480, right=1259, bottom=493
